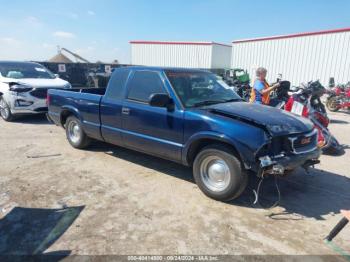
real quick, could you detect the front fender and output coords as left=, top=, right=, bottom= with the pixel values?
left=182, top=131, right=255, bottom=168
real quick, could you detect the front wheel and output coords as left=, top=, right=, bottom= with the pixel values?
left=193, top=144, right=248, bottom=201
left=0, top=98, right=14, bottom=121
left=326, top=96, right=340, bottom=112
left=65, top=116, right=91, bottom=149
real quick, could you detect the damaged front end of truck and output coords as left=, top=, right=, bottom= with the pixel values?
left=207, top=105, right=321, bottom=178
left=254, top=128, right=321, bottom=177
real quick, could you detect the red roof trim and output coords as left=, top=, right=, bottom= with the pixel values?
left=232, top=27, right=350, bottom=44
left=129, top=41, right=231, bottom=47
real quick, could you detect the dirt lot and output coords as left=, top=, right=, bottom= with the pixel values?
left=0, top=110, right=349, bottom=256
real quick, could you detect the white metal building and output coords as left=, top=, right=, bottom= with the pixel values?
left=130, top=41, right=232, bottom=69
left=231, top=28, right=350, bottom=86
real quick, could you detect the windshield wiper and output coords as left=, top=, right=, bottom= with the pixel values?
left=192, top=100, right=226, bottom=107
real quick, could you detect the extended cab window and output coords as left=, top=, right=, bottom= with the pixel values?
left=105, top=69, right=130, bottom=99
left=127, top=71, right=166, bottom=102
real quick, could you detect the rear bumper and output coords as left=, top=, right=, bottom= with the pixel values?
left=259, top=148, right=321, bottom=175
left=46, top=112, right=55, bottom=124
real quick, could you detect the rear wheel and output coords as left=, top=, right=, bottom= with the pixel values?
left=193, top=144, right=248, bottom=201
left=0, top=98, right=14, bottom=122
left=65, top=116, right=91, bottom=149
left=326, top=97, right=340, bottom=112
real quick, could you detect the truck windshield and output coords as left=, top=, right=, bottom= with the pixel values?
left=165, top=70, right=241, bottom=108
left=0, top=63, right=55, bottom=79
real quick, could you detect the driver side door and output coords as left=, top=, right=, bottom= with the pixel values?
left=121, top=70, right=184, bottom=162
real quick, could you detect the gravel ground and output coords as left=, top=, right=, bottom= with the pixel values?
left=0, top=110, right=349, bottom=257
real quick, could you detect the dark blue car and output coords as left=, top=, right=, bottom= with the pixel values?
left=47, top=66, right=320, bottom=201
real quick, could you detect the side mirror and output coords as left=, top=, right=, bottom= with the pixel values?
left=149, top=93, right=174, bottom=110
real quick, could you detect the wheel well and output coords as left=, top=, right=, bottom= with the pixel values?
left=187, top=139, right=241, bottom=166
left=60, top=110, right=74, bottom=128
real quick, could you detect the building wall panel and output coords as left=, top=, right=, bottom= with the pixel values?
left=211, top=44, right=232, bottom=69
left=231, top=31, right=350, bottom=86
left=131, top=42, right=231, bottom=69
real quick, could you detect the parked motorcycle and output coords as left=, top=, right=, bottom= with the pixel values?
left=283, top=81, right=341, bottom=155
left=326, top=83, right=350, bottom=112
left=269, top=80, right=291, bottom=109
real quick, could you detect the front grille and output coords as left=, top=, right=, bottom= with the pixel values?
left=30, top=89, right=48, bottom=99
left=289, top=129, right=318, bottom=154
left=269, top=136, right=286, bottom=155
left=256, top=136, right=291, bottom=159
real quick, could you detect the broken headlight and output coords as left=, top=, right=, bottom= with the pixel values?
left=9, top=84, right=33, bottom=93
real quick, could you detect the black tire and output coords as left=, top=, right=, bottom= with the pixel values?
left=65, top=116, right=91, bottom=149
left=0, top=98, right=14, bottom=122
left=326, top=97, right=340, bottom=112
left=323, top=136, right=342, bottom=155
left=323, top=145, right=340, bottom=155
left=193, top=144, right=248, bottom=201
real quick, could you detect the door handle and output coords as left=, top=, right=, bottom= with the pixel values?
left=122, top=107, right=130, bottom=115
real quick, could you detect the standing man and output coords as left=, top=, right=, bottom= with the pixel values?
left=249, top=67, right=280, bottom=105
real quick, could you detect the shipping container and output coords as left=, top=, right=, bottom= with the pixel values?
left=37, top=62, right=129, bottom=87
left=231, top=27, right=350, bottom=86
left=130, top=41, right=232, bottom=69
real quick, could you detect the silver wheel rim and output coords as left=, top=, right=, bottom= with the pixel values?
left=0, top=99, right=9, bottom=119
left=200, top=156, right=231, bottom=192
left=68, top=121, right=81, bottom=144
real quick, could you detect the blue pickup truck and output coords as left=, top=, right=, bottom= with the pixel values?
left=48, top=66, right=320, bottom=201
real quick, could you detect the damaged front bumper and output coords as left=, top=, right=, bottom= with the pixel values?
left=11, top=97, right=48, bottom=114
left=258, top=148, right=321, bottom=176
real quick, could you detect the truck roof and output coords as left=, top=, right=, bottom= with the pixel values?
left=123, top=66, right=212, bottom=73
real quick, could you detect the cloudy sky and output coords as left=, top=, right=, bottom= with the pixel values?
left=0, top=0, right=349, bottom=64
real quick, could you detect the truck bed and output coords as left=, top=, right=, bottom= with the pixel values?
left=48, top=87, right=106, bottom=140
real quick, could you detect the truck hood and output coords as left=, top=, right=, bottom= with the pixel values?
left=1, top=77, right=70, bottom=88
left=205, top=102, right=314, bottom=136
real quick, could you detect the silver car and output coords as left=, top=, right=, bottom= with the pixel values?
left=0, top=61, right=71, bottom=121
